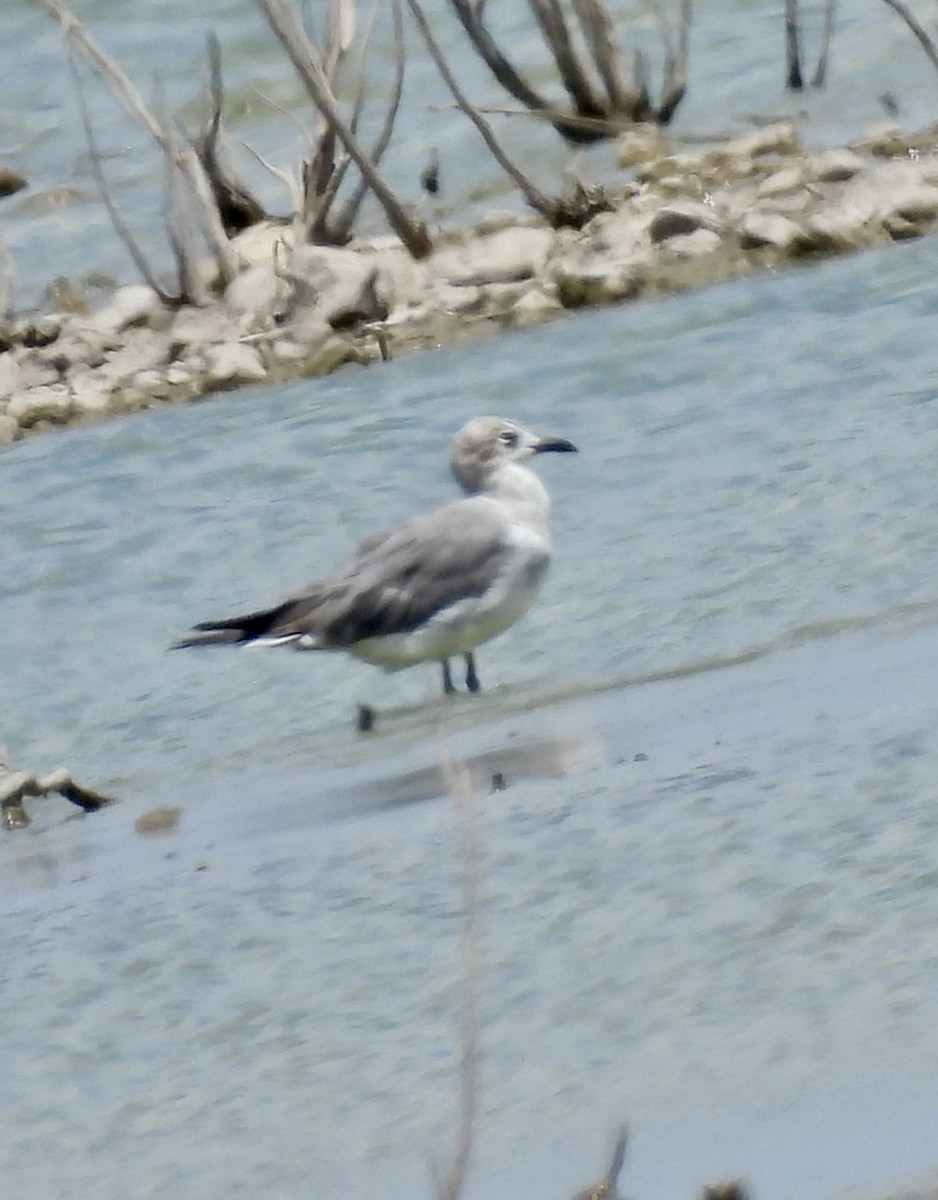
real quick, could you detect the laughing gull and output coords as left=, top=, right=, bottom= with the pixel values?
left=172, top=416, right=577, bottom=704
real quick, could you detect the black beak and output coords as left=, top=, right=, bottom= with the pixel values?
left=535, top=436, right=578, bottom=454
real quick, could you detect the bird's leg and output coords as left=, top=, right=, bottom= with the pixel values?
left=464, top=652, right=480, bottom=693
left=356, top=703, right=377, bottom=733
left=441, top=659, right=457, bottom=695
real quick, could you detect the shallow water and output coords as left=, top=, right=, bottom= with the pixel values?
left=4, top=232, right=938, bottom=1198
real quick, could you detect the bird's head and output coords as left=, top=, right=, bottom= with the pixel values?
left=449, top=416, right=577, bottom=494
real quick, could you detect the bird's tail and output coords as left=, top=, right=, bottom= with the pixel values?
left=170, top=602, right=297, bottom=649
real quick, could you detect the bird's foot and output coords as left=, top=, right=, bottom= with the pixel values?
left=464, top=652, right=481, bottom=693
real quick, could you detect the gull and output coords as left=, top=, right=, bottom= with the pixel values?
left=172, top=416, right=577, bottom=707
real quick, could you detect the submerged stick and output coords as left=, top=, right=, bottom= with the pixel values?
left=433, top=711, right=482, bottom=1200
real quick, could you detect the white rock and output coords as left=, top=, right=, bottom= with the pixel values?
left=203, top=342, right=268, bottom=389
left=165, top=364, right=194, bottom=387
left=17, top=358, right=60, bottom=390
left=70, top=377, right=113, bottom=418
left=170, top=306, right=242, bottom=351
left=551, top=256, right=639, bottom=308
left=648, top=203, right=719, bottom=243
left=663, top=228, right=722, bottom=258
left=511, top=285, right=563, bottom=326
left=95, top=330, right=171, bottom=385
left=225, top=264, right=289, bottom=331
left=430, top=225, right=555, bottom=286
left=757, top=165, right=806, bottom=198
left=129, top=369, right=171, bottom=399
left=370, top=246, right=428, bottom=310
left=729, top=122, right=799, bottom=159
left=800, top=209, right=867, bottom=248
left=888, top=186, right=938, bottom=223
left=808, top=149, right=866, bottom=183
left=231, top=220, right=292, bottom=271
left=0, top=410, right=19, bottom=445
left=94, top=285, right=166, bottom=334
left=738, top=211, right=805, bottom=250
left=285, top=245, right=372, bottom=305
left=579, top=206, right=648, bottom=255
left=8, top=385, right=73, bottom=427
left=0, top=354, right=23, bottom=401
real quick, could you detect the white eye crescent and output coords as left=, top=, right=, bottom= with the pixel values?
left=498, top=430, right=519, bottom=446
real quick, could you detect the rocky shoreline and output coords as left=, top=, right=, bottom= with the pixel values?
left=3, top=119, right=938, bottom=445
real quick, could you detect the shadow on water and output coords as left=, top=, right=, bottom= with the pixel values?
left=207, top=607, right=938, bottom=837
left=6, top=605, right=938, bottom=890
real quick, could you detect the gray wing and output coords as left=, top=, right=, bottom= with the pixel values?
left=223, top=497, right=511, bottom=648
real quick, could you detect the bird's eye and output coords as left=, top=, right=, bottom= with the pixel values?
left=498, top=430, right=519, bottom=447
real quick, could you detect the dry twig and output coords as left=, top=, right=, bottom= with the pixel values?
left=1, top=747, right=114, bottom=831
left=785, top=0, right=804, bottom=89
left=656, top=0, right=693, bottom=123
left=447, top=0, right=691, bottom=137
left=812, top=0, right=837, bottom=86
left=256, top=0, right=432, bottom=258
left=67, top=44, right=177, bottom=303
left=409, top=0, right=612, bottom=228
left=405, top=0, right=556, bottom=216
left=192, top=33, right=266, bottom=236
left=156, top=76, right=214, bottom=306
left=330, top=0, right=406, bottom=242
left=571, top=1126, right=629, bottom=1200
left=34, top=0, right=239, bottom=285
left=878, top=0, right=938, bottom=75
left=433, top=713, right=482, bottom=1200
left=785, top=0, right=839, bottom=90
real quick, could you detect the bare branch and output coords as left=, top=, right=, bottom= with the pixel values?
left=300, top=0, right=382, bottom=240
left=193, top=33, right=266, bottom=235
left=250, top=82, right=312, bottom=138
left=628, top=46, right=651, bottom=119
left=406, top=0, right=558, bottom=218
left=878, top=0, right=938, bottom=75
left=448, top=0, right=551, bottom=118
left=34, top=0, right=164, bottom=140
left=785, top=0, right=804, bottom=89
left=811, top=0, right=837, bottom=87
left=527, top=0, right=605, bottom=117
left=324, top=0, right=357, bottom=81
left=571, top=1126, right=629, bottom=1200
left=67, top=45, right=176, bottom=303
left=331, top=0, right=406, bottom=242
left=34, top=0, right=239, bottom=284
left=156, top=77, right=214, bottom=305
left=242, top=139, right=303, bottom=210
left=569, top=0, right=632, bottom=111
left=429, top=99, right=628, bottom=137
left=657, top=0, right=693, bottom=124
left=256, top=0, right=432, bottom=257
